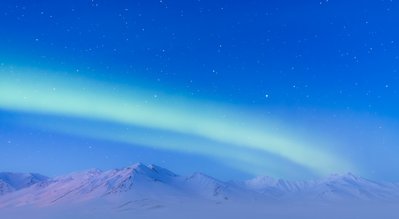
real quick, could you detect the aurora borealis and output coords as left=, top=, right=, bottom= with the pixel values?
left=1, top=0, right=399, bottom=181
left=0, top=68, right=352, bottom=177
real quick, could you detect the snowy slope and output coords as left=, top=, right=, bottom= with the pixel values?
left=0, top=173, right=48, bottom=196
left=0, top=180, right=14, bottom=195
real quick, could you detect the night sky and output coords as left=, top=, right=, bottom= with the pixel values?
left=1, top=0, right=399, bottom=181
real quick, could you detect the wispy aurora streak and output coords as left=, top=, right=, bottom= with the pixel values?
left=0, top=68, right=353, bottom=175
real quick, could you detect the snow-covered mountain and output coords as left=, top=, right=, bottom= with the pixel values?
left=244, top=173, right=399, bottom=201
left=0, top=163, right=398, bottom=209
left=0, top=172, right=48, bottom=196
left=0, top=163, right=239, bottom=208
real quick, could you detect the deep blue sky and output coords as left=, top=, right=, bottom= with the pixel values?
left=0, top=0, right=399, bottom=181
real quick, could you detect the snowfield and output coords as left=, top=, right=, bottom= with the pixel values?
left=0, top=163, right=398, bottom=219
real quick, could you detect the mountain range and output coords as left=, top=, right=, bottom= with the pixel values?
left=1, top=163, right=399, bottom=210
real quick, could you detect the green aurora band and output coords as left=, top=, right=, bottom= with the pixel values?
left=0, top=67, right=354, bottom=176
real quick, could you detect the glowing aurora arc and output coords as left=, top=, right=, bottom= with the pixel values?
left=0, top=69, right=353, bottom=175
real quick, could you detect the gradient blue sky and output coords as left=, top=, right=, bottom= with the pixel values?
left=0, top=0, right=399, bottom=181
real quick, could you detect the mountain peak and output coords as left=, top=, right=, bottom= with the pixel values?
left=127, top=162, right=147, bottom=170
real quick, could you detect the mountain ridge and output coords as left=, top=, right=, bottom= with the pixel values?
left=1, top=163, right=399, bottom=209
